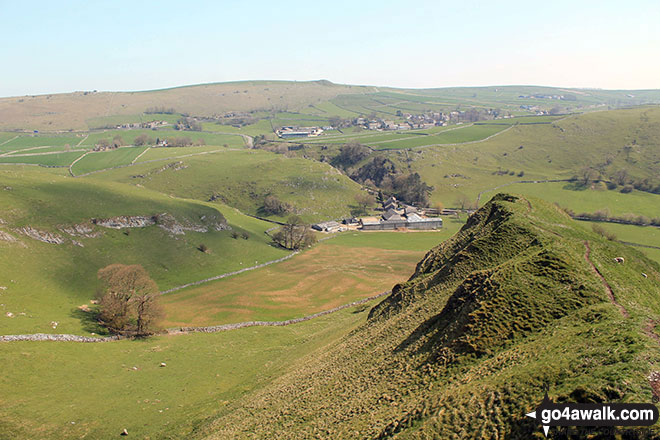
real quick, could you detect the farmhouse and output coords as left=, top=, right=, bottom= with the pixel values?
left=359, top=196, right=443, bottom=231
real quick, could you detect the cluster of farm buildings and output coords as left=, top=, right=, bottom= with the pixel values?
left=313, top=196, right=443, bottom=233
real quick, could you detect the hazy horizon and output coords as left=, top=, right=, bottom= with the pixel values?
left=2, top=0, right=659, bottom=97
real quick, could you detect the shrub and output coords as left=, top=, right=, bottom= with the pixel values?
left=241, top=232, right=249, bottom=240
left=620, top=185, right=634, bottom=193
left=591, top=224, right=617, bottom=241
left=198, top=243, right=209, bottom=253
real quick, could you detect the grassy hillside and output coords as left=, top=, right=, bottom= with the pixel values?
left=0, top=80, right=372, bottom=130
left=0, top=167, right=289, bottom=335
left=88, top=149, right=364, bottom=222
left=196, top=194, right=660, bottom=439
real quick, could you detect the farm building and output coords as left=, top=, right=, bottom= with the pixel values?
left=312, top=221, right=343, bottom=233
left=359, top=216, right=443, bottom=231
left=276, top=126, right=324, bottom=138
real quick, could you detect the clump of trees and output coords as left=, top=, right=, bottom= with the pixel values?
left=350, top=156, right=433, bottom=206
left=167, top=137, right=204, bottom=147
left=332, top=143, right=371, bottom=169
left=96, top=264, right=162, bottom=336
left=262, top=195, right=292, bottom=216
left=134, top=134, right=155, bottom=146
left=272, top=216, right=316, bottom=250
left=175, top=117, right=202, bottom=131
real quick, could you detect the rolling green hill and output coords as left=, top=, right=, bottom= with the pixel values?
left=0, top=167, right=290, bottom=335
left=196, top=194, right=660, bottom=439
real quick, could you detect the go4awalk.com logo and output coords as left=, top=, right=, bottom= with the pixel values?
left=525, top=393, right=658, bottom=437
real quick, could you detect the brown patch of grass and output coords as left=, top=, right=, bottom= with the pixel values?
left=160, top=244, right=424, bottom=327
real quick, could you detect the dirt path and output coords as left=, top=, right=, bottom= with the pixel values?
left=0, top=135, right=18, bottom=146
left=131, top=146, right=151, bottom=164
left=583, top=241, right=629, bottom=318
left=68, top=151, right=90, bottom=177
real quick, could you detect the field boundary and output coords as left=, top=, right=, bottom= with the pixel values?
left=0, top=290, right=391, bottom=343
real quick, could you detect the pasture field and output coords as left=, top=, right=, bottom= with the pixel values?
left=5, top=145, right=83, bottom=155
left=71, top=147, right=148, bottom=175
left=0, top=151, right=85, bottom=167
left=0, top=308, right=365, bottom=439
left=0, top=134, right=84, bottom=151
left=161, top=222, right=463, bottom=328
left=81, top=129, right=246, bottom=148
left=579, top=220, right=660, bottom=263
left=201, top=119, right=273, bottom=136
left=88, top=149, right=365, bottom=222
left=481, top=183, right=660, bottom=218
left=135, top=145, right=231, bottom=162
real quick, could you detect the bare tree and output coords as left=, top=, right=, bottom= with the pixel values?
left=272, top=215, right=316, bottom=250
left=354, top=192, right=376, bottom=214
left=97, top=264, right=162, bottom=336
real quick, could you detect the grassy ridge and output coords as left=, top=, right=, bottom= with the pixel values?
left=197, top=194, right=660, bottom=439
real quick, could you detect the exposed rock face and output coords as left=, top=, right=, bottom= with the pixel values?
left=156, top=213, right=230, bottom=235
left=94, top=216, right=156, bottom=229
left=59, top=223, right=103, bottom=238
left=16, top=226, right=65, bottom=244
left=93, top=213, right=230, bottom=235
left=0, top=230, right=18, bottom=242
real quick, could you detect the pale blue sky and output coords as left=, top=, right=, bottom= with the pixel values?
left=1, top=0, right=659, bottom=97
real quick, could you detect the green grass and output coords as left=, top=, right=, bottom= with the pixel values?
left=87, top=149, right=364, bottom=222
left=201, top=119, right=273, bottom=136
left=135, top=145, right=231, bottom=162
left=578, top=220, right=660, bottom=264
left=0, top=151, right=85, bottom=167
left=0, top=134, right=84, bottom=151
left=0, top=168, right=288, bottom=335
left=480, top=183, right=660, bottom=218
left=0, top=308, right=364, bottom=439
left=195, top=194, right=660, bottom=439
left=71, top=147, right=148, bottom=175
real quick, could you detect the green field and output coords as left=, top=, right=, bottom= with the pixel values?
left=0, top=308, right=364, bottom=439
left=88, top=149, right=365, bottom=222
left=0, top=151, right=85, bottom=167
left=0, top=134, right=84, bottom=151
left=71, top=147, right=148, bottom=175
left=482, top=183, right=660, bottom=218
left=579, top=220, right=660, bottom=263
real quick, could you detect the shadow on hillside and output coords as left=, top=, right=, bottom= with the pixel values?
left=70, top=308, right=109, bottom=335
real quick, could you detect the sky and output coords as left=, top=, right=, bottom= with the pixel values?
left=1, top=0, right=659, bottom=97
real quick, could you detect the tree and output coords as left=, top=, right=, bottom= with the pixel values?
left=112, top=135, right=124, bottom=148
left=272, top=215, right=316, bottom=250
left=96, top=138, right=111, bottom=150
left=354, top=192, right=375, bottom=214
left=96, top=264, right=162, bottom=336
left=263, top=195, right=291, bottom=216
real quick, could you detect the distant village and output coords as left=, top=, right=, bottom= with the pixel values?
left=276, top=109, right=523, bottom=138
left=312, top=196, right=443, bottom=233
